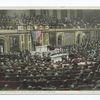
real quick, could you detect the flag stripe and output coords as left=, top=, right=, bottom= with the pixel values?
left=32, top=31, right=42, bottom=43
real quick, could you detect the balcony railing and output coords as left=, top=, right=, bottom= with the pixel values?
left=0, top=25, right=99, bottom=34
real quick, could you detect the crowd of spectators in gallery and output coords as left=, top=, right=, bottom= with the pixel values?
left=0, top=14, right=99, bottom=30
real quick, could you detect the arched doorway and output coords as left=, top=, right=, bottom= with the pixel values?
left=82, top=34, right=86, bottom=44
left=9, top=36, right=20, bottom=52
left=49, top=32, right=56, bottom=47
left=58, top=35, right=62, bottom=46
left=0, top=38, right=5, bottom=54
left=77, top=34, right=81, bottom=44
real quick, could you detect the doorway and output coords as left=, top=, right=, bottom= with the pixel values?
left=0, top=39, right=4, bottom=54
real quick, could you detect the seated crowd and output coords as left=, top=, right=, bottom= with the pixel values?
left=0, top=14, right=100, bottom=30
left=0, top=40, right=100, bottom=90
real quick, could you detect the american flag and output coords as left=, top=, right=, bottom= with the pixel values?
left=32, top=31, right=42, bottom=43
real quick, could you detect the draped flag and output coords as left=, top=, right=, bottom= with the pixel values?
left=32, top=31, right=42, bottom=43
left=32, top=31, right=36, bottom=40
